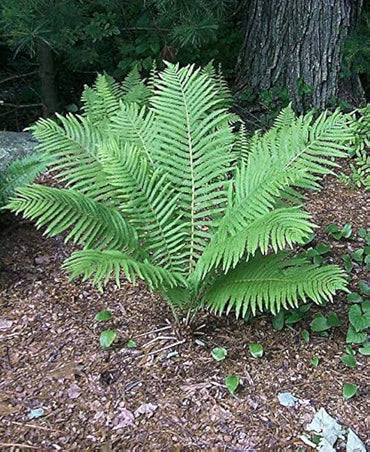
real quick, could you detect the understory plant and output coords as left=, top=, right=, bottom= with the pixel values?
left=339, top=105, right=370, bottom=190
left=6, top=63, right=354, bottom=323
left=0, top=153, right=50, bottom=207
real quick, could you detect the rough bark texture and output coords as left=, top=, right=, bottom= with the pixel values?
left=38, top=41, right=58, bottom=117
left=236, top=0, right=365, bottom=110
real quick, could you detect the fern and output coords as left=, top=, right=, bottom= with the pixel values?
left=6, top=63, right=354, bottom=322
left=0, top=152, right=50, bottom=206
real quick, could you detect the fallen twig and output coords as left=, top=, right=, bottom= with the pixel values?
left=0, top=443, right=39, bottom=449
left=136, top=325, right=172, bottom=338
left=137, top=339, right=186, bottom=358
left=142, top=335, right=177, bottom=348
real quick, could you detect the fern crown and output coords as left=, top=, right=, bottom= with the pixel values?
left=7, top=63, right=353, bottom=321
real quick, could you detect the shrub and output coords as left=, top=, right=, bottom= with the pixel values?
left=6, top=63, right=352, bottom=322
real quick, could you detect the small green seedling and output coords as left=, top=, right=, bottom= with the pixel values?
left=301, top=329, right=310, bottom=343
left=100, top=330, right=117, bottom=349
left=340, top=347, right=357, bottom=368
left=343, top=383, right=358, bottom=400
left=310, top=356, right=319, bottom=367
left=249, top=343, right=263, bottom=358
left=94, top=310, right=113, bottom=322
left=359, top=342, right=370, bottom=355
left=211, top=347, right=227, bottom=361
left=225, top=375, right=240, bottom=395
left=126, top=339, right=137, bottom=348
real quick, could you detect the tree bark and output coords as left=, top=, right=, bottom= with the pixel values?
left=38, top=41, right=58, bottom=117
left=235, top=0, right=365, bottom=111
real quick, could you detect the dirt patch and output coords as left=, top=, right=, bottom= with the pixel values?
left=0, top=172, right=368, bottom=450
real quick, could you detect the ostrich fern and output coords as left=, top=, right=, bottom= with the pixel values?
left=6, top=63, right=352, bottom=322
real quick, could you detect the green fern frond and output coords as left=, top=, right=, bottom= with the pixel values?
left=196, top=207, right=315, bottom=277
left=81, top=73, right=123, bottom=125
left=0, top=152, right=51, bottom=205
left=110, top=102, right=156, bottom=161
left=99, top=139, right=187, bottom=273
left=271, top=103, right=296, bottom=130
left=151, top=62, right=235, bottom=272
left=121, top=66, right=152, bottom=105
left=7, top=185, right=138, bottom=250
left=64, top=249, right=186, bottom=290
left=30, top=114, right=115, bottom=203
left=204, top=252, right=347, bottom=317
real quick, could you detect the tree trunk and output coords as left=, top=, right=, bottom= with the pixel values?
left=235, top=0, right=365, bottom=111
left=38, top=41, right=58, bottom=117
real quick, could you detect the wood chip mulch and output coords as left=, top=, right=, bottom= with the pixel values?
left=0, top=170, right=369, bottom=451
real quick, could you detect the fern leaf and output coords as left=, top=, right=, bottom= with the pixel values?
left=81, top=73, right=123, bottom=126
left=64, top=250, right=186, bottom=290
left=196, top=207, right=315, bottom=277
left=110, top=103, right=156, bottom=161
left=151, top=62, right=235, bottom=272
left=204, top=252, right=347, bottom=317
left=0, top=152, right=51, bottom=204
left=99, top=139, right=187, bottom=273
left=30, top=114, right=115, bottom=203
left=7, top=185, right=138, bottom=250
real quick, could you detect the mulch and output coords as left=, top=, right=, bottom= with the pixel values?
left=0, top=168, right=369, bottom=451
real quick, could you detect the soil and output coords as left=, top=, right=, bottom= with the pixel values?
left=0, top=169, right=369, bottom=451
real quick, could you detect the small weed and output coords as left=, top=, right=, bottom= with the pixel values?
left=211, top=347, right=227, bottom=361
left=225, top=375, right=240, bottom=395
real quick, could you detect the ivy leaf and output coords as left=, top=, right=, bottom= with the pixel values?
left=225, top=375, right=240, bottom=395
left=94, top=310, right=113, bottom=322
left=315, top=243, right=330, bottom=254
left=342, top=255, right=353, bottom=273
left=341, top=223, right=352, bottom=239
left=272, top=311, right=285, bottom=330
left=301, top=329, right=310, bottom=343
left=346, top=326, right=367, bottom=344
left=285, top=311, right=305, bottom=324
left=310, top=315, right=330, bottom=332
left=350, top=249, right=364, bottom=263
left=362, top=300, right=370, bottom=313
left=327, top=312, right=342, bottom=327
left=340, top=354, right=357, bottom=368
left=349, top=305, right=369, bottom=332
left=358, top=227, right=366, bottom=238
left=249, top=343, right=263, bottom=358
left=211, top=347, right=227, bottom=361
left=325, top=224, right=339, bottom=235
left=359, top=280, right=370, bottom=296
left=359, top=342, right=370, bottom=356
left=100, top=330, right=117, bottom=349
left=343, top=383, right=358, bottom=400
left=310, top=356, right=319, bottom=367
left=347, top=292, right=363, bottom=303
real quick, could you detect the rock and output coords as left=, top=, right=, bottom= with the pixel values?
left=0, top=132, right=38, bottom=172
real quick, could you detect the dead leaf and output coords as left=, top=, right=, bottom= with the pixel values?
left=112, top=407, right=135, bottom=429
left=67, top=383, right=82, bottom=399
left=47, top=362, right=82, bottom=380
left=0, top=319, right=13, bottom=330
left=134, top=402, right=158, bottom=418
left=0, top=401, right=17, bottom=415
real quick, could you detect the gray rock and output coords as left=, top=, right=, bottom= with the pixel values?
left=0, top=132, right=38, bottom=172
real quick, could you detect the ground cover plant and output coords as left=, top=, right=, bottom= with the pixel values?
left=5, top=63, right=357, bottom=323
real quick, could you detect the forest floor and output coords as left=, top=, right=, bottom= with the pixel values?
left=0, top=167, right=368, bottom=451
